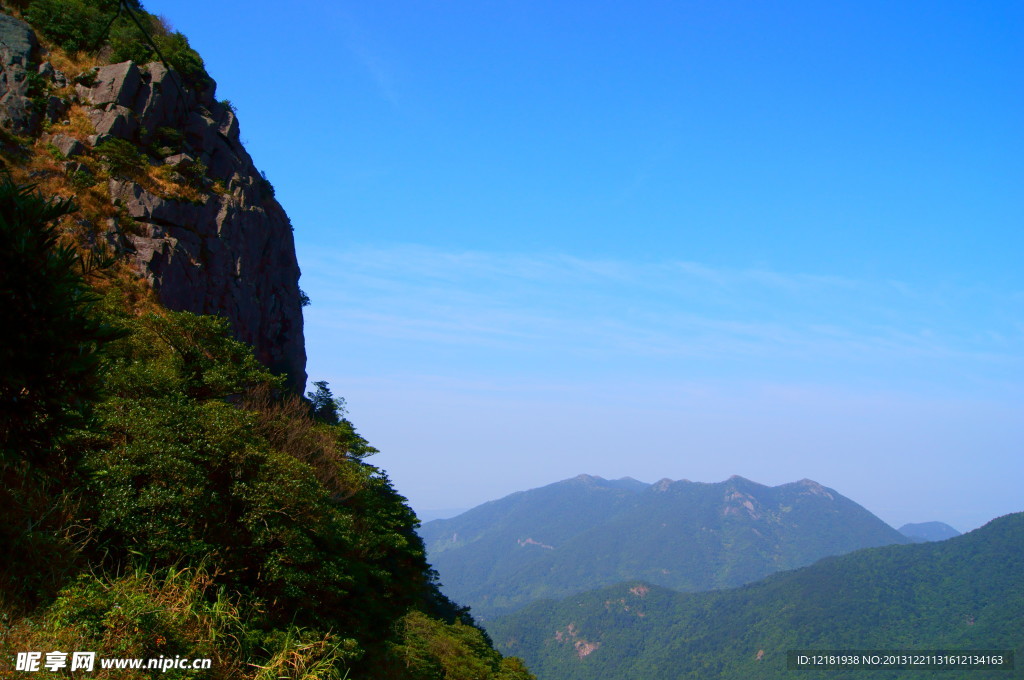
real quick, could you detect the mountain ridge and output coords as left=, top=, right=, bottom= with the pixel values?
left=421, top=474, right=910, bottom=620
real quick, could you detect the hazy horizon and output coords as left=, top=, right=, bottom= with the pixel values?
left=146, top=0, right=1023, bottom=535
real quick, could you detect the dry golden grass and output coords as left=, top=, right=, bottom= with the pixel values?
left=148, top=163, right=208, bottom=204
left=61, top=104, right=98, bottom=140
left=2, top=56, right=215, bottom=316
left=0, top=26, right=225, bottom=318
left=249, top=632, right=354, bottom=680
left=45, top=49, right=97, bottom=79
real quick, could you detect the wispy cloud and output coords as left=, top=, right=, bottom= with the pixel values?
left=332, top=10, right=402, bottom=106
left=299, top=244, right=1024, bottom=394
left=296, top=245, right=1024, bottom=532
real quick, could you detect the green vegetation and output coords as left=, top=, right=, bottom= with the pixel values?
left=384, top=611, right=536, bottom=680
left=489, top=512, right=1024, bottom=680
left=0, top=177, right=533, bottom=678
left=0, top=180, right=118, bottom=463
left=95, top=138, right=148, bottom=179
left=21, top=0, right=211, bottom=91
left=420, top=474, right=910, bottom=620
left=147, top=126, right=185, bottom=159
left=0, top=178, right=123, bottom=607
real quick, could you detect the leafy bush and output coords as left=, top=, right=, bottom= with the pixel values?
left=67, top=167, right=98, bottom=189
left=109, top=20, right=209, bottom=88
left=0, top=177, right=119, bottom=461
left=148, top=125, right=184, bottom=158
left=73, top=68, right=98, bottom=87
left=0, top=177, right=122, bottom=609
left=258, top=170, right=276, bottom=199
left=307, top=379, right=345, bottom=424
left=177, top=156, right=208, bottom=188
left=378, top=611, right=535, bottom=680
left=95, top=138, right=147, bottom=178
left=24, top=0, right=121, bottom=53
left=23, top=70, right=50, bottom=117
left=25, top=0, right=211, bottom=91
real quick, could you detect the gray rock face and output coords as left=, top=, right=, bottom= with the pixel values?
left=0, top=12, right=307, bottom=393
left=0, top=13, right=35, bottom=63
left=80, top=61, right=307, bottom=392
left=0, top=13, right=40, bottom=135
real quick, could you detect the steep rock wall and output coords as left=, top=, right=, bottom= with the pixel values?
left=0, top=14, right=307, bottom=393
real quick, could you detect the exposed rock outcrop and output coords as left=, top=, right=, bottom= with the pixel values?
left=0, top=13, right=41, bottom=135
left=0, top=14, right=307, bottom=392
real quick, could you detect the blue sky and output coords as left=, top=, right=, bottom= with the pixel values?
left=144, top=0, right=1022, bottom=531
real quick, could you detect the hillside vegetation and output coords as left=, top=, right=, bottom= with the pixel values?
left=0, top=1, right=533, bottom=678
left=488, top=512, right=1024, bottom=680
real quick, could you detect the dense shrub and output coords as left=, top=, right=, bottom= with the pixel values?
left=0, top=178, right=121, bottom=609
left=109, top=19, right=208, bottom=87
left=24, top=0, right=211, bottom=91
left=377, top=611, right=535, bottom=680
left=95, top=138, right=147, bottom=178
left=71, top=311, right=434, bottom=645
left=0, top=177, right=119, bottom=463
left=23, top=0, right=122, bottom=53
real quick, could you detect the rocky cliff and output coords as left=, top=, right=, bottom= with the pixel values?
left=0, top=12, right=306, bottom=392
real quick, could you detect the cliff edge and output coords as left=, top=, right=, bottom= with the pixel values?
left=0, top=11, right=306, bottom=392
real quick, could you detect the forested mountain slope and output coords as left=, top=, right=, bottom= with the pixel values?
left=422, top=474, right=909, bottom=620
left=489, top=512, right=1024, bottom=680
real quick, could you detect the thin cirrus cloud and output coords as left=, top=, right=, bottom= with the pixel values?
left=329, top=7, right=403, bottom=108
left=300, top=244, right=1023, bottom=398
left=298, top=244, right=1022, bottom=529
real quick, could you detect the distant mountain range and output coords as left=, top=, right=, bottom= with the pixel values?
left=899, top=521, right=961, bottom=542
left=488, top=512, right=1024, bottom=680
left=420, top=474, right=910, bottom=620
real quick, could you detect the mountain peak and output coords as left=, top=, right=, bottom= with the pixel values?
left=791, top=478, right=834, bottom=499
left=899, top=521, right=961, bottom=542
